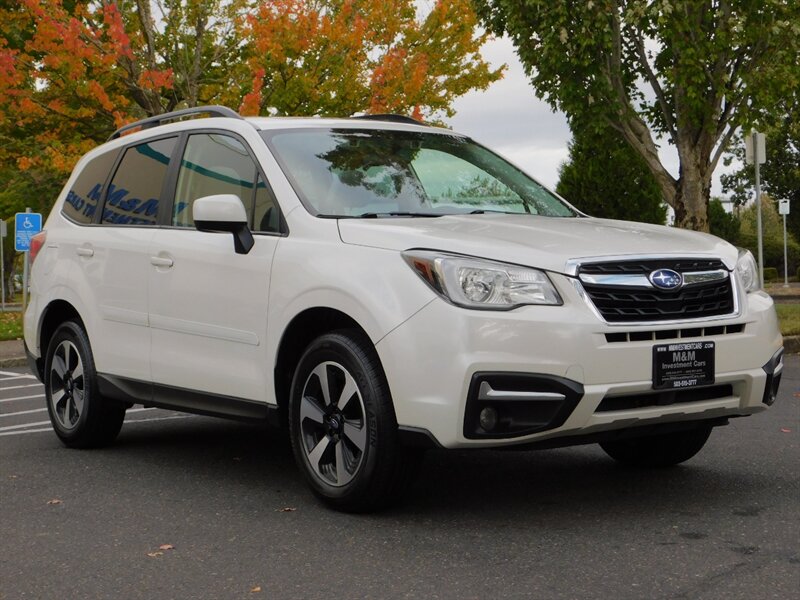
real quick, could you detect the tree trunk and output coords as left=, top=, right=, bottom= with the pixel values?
left=672, top=165, right=712, bottom=232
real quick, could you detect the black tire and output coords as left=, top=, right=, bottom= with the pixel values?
left=288, top=329, right=417, bottom=512
left=600, top=425, right=713, bottom=467
left=44, top=321, right=125, bottom=448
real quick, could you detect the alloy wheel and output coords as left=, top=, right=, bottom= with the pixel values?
left=299, top=361, right=367, bottom=487
left=49, top=340, right=85, bottom=430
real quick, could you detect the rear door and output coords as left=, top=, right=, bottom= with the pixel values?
left=148, top=131, right=282, bottom=402
left=70, top=136, right=178, bottom=381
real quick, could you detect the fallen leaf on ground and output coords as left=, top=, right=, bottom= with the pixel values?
left=46, top=499, right=62, bottom=505
left=8, top=475, right=18, bottom=479
left=146, top=551, right=163, bottom=558
left=780, top=428, right=791, bottom=433
left=275, top=507, right=296, bottom=512
left=250, top=586, right=262, bottom=593
left=159, top=544, right=175, bottom=551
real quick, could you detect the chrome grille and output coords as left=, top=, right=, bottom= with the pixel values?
left=577, top=258, right=736, bottom=324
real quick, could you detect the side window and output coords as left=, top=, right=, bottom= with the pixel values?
left=62, top=149, right=118, bottom=225
left=173, top=134, right=258, bottom=228
left=102, top=137, right=177, bottom=226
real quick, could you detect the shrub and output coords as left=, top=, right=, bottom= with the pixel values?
left=763, top=267, right=779, bottom=282
left=738, top=233, right=800, bottom=275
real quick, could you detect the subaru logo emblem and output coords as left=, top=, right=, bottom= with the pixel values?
left=649, top=269, right=683, bottom=290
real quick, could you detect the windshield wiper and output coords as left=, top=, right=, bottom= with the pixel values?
left=356, top=212, right=442, bottom=218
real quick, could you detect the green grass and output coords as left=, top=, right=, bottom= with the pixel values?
left=0, top=311, right=23, bottom=341
left=776, top=304, right=800, bottom=336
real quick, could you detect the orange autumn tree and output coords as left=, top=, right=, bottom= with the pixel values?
left=1, top=0, right=501, bottom=220
left=0, top=0, right=135, bottom=179
left=238, top=0, right=502, bottom=119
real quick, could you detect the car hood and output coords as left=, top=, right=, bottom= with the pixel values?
left=337, top=214, right=737, bottom=274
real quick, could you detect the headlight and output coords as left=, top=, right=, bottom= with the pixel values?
left=736, top=248, right=760, bottom=293
left=402, top=250, right=562, bottom=309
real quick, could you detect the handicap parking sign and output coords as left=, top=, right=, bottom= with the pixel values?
left=15, top=212, right=43, bottom=252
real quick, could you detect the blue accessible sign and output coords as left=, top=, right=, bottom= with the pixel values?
left=15, top=212, right=43, bottom=252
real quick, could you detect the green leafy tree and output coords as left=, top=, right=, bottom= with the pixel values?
left=556, top=122, right=666, bottom=224
left=720, top=100, right=799, bottom=243
left=738, top=195, right=799, bottom=275
left=707, top=197, right=739, bottom=243
left=474, top=0, right=800, bottom=232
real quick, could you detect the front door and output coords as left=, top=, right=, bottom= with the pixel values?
left=148, top=132, right=281, bottom=401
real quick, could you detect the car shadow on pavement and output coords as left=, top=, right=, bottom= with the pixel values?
left=100, top=415, right=777, bottom=524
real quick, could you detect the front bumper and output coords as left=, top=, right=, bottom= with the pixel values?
left=376, top=275, right=783, bottom=449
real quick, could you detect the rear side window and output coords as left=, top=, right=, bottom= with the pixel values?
left=102, top=137, right=177, bottom=226
left=173, top=133, right=257, bottom=228
left=62, top=149, right=118, bottom=225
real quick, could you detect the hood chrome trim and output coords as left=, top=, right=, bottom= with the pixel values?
left=564, top=254, right=736, bottom=277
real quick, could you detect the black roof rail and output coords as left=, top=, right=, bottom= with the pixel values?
left=108, top=105, right=244, bottom=141
left=352, top=113, right=424, bottom=126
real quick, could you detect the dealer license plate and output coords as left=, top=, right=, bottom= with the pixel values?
left=652, top=341, right=715, bottom=390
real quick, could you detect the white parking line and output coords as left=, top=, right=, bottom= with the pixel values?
left=0, top=407, right=157, bottom=432
left=0, top=427, right=53, bottom=436
left=0, top=374, right=38, bottom=381
left=0, top=394, right=46, bottom=403
left=0, top=420, right=50, bottom=432
left=0, top=407, right=47, bottom=418
left=0, top=383, right=43, bottom=392
left=0, top=414, right=194, bottom=437
left=0, top=370, right=37, bottom=378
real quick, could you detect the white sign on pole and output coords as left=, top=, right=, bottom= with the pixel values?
left=779, top=199, right=790, bottom=215
left=745, top=131, right=766, bottom=165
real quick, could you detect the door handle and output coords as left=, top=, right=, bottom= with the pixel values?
left=76, top=247, right=94, bottom=257
left=150, top=256, right=174, bottom=268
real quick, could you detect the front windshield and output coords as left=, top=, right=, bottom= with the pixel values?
left=262, top=128, right=577, bottom=218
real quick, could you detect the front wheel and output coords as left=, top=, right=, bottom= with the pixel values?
left=44, top=321, right=125, bottom=448
left=288, top=330, right=417, bottom=512
left=600, top=425, right=713, bottom=467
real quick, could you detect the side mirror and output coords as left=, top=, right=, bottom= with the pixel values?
left=192, top=194, right=254, bottom=255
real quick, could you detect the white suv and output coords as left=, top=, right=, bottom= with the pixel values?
left=24, top=106, right=784, bottom=511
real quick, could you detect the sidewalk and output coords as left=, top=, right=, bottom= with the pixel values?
left=0, top=339, right=26, bottom=368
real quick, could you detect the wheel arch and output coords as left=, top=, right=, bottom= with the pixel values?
left=39, top=300, right=85, bottom=358
left=273, top=307, right=375, bottom=426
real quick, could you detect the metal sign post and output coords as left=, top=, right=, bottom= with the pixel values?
left=779, top=199, right=791, bottom=288
left=15, top=208, right=42, bottom=314
left=746, top=131, right=766, bottom=288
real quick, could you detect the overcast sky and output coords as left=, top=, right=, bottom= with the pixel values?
left=444, top=37, right=737, bottom=198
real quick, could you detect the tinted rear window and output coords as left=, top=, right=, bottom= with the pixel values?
left=102, top=137, right=177, bottom=226
left=62, top=149, right=118, bottom=224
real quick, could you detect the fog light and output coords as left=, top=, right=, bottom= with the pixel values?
left=479, top=407, right=498, bottom=431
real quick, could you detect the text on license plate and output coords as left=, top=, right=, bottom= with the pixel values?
left=652, top=341, right=715, bottom=390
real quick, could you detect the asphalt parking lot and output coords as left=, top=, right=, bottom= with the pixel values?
left=1, top=359, right=798, bottom=599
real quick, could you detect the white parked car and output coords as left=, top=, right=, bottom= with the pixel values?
left=24, top=106, right=784, bottom=511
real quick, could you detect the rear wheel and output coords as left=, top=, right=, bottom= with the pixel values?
left=600, top=425, right=713, bottom=467
left=44, top=321, right=125, bottom=448
left=289, top=330, right=417, bottom=512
